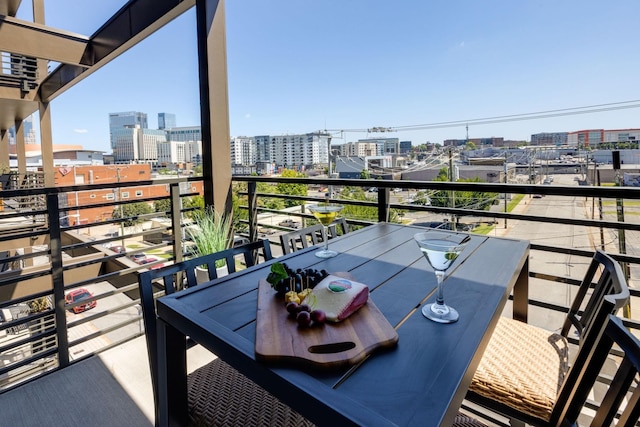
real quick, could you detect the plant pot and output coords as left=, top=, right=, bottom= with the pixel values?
left=195, top=265, right=228, bottom=285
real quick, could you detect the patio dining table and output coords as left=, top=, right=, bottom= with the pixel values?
left=156, top=222, right=529, bottom=426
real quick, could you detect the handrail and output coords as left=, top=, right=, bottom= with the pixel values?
left=0, top=173, right=637, bottom=401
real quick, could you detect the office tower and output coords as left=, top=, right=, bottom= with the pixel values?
left=158, top=112, right=176, bottom=130
left=109, top=111, right=148, bottom=149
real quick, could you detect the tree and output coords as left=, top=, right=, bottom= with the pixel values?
left=465, top=141, right=477, bottom=150
left=336, top=187, right=400, bottom=224
left=429, top=168, right=497, bottom=210
left=275, top=169, right=308, bottom=208
left=154, top=198, right=172, bottom=214
left=359, top=169, right=371, bottom=179
left=232, top=183, right=248, bottom=232
left=112, top=202, right=153, bottom=226
left=182, top=195, right=205, bottom=221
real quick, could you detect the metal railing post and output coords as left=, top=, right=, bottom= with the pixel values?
left=170, top=183, right=183, bottom=264
left=378, top=187, right=390, bottom=223
left=47, top=193, right=70, bottom=367
left=247, top=181, right=257, bottom=241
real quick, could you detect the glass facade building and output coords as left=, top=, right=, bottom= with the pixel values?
left=158, top=112, right=176, bottom=130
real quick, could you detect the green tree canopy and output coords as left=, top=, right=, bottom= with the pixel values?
left=113, top=202, right=154, bottom=226
left=429, top=170, right=498, bottom=210
left=154, top=198, right=172, bottom=214
left=276, top=169, right=308, bottom=208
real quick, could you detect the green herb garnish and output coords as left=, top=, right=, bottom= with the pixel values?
left=266, top=262, right=288, bottom=288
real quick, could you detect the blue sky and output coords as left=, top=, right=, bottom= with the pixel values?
left=18, top=1, right=640, bottom=152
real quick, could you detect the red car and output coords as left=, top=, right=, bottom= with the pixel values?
left=65, top=288, right=97, bottom=314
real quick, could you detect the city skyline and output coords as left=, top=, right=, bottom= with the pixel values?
left=15, top=1, right=640, bottom=152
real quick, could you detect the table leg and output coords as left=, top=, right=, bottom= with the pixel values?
left=157, top=318, right=188, bottom=427
left=512, top=256, right=529, bottom=323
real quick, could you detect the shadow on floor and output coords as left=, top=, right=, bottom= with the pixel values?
left=0, top=355, right=152, bottom=427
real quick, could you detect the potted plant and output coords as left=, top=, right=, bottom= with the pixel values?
left=186, top=206, right=233, bottom=284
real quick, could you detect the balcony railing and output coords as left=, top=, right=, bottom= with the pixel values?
left=0, top=172, right=638, bottom=424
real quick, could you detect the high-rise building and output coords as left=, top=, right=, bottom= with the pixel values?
left=114, top=126, right=165, bottom=163
left=7, top=115, right=37, bottom=145
left=400, top=141, right=412, bottom=154
left=231, top=133, right=329, bottom=169
left=109, top=111, right=148, bottom=149
left=358, top=137, right=400, bottom=155
left=158, top=112, right=176, bottom=130
left=158, top=140, right=185, bottom=165
left=166, top=126, right=202, bottom=143
left=231, top=136, right=255, bottom=165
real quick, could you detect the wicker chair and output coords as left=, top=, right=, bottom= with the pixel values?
left=466, top=249, right=630, bottom=426
left=279, top=223, right=326, bottom=254
left=138, top=240, right=313, bottom=426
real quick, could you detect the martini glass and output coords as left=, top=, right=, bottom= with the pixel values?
left=414, top=232, right=469, bottom=323
left=308, top=203, right=344, bottom=258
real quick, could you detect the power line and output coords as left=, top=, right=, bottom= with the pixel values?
left=325, top=99, right=640, bottom=134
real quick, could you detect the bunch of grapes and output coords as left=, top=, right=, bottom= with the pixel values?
left=286, top=301, right=326, bottom=328
left=270, top=263, right=329, bottom=295
left=267, top=262, right=329, bottom=328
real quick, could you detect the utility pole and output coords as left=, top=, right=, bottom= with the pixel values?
left=449, top=149, right=455, bottom=229
left=504, top=152, right=508, bottom=228
left=612, top=150, right=631, bottom=319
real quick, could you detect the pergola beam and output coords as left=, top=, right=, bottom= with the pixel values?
left=39, top=0, right=195, bottom=102
left=0, top=16, right=89, bottom=66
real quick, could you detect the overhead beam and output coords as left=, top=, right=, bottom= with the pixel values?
left=0, top=0, right=22, bottom=17
left=0, top=16, right=89, bottom=66
left=39, top=0, right=195, bottom=102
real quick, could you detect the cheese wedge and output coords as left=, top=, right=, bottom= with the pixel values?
left=310, top=275, right=369, bottom=322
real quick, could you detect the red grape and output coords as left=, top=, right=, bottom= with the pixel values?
left=286, top=302, right=299, bottom=314
left=296, top=311, right=312, bottom=327
left=298, top=304, right=311, bottom=313
left=310, top=310, right=326, bottom=324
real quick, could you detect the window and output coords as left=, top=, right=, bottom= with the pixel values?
left=121, top=191, right=130, bottom=199
left=135, top=190, right=143, bottom=197
left=105, top=193, right=115, bottom=200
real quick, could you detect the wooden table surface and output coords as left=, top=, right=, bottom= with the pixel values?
left=156, top=222, right=530, bottom=427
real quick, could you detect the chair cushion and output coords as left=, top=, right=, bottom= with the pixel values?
left=469, top=316, right=570, bottom=421
left=188, top=358, right=314, bottom=427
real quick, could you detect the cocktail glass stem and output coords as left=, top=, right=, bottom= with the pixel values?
left=434, top=270, right=446, bottom=306
left=323, top=227, right=330, bottom=253
left=422, top=269, right=459, bottom=323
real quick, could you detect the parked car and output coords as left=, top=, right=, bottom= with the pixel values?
left=233, top=236, right=250, bottom=247
left=128, top=253, right=147, bottom=262
left=278, top=219, right=301, bottom=229
left=258, top=227, right=276, bottom=236
left=137, top=256, right=165, bottom=269
left=110, top=245, right=126, bottom=254
left=65, top=288, right=97, bottom=314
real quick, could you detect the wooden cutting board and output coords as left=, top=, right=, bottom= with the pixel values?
left=255, top=273, right=399, bottom=370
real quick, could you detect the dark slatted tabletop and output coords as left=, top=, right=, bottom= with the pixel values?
left=156, top=222, right=529, bottom=427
